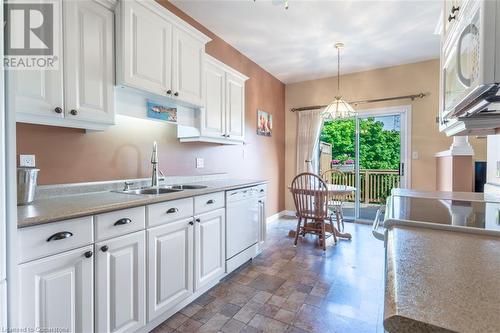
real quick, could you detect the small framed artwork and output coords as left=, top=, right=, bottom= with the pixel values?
left=257, top=109, right=272, bottom=136
left=147, top=100, right=177, bottom=123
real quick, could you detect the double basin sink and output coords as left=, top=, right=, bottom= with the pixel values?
left=116, top=184, right=208, bottom=196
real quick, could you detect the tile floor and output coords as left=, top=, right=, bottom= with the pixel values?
left=152, top=217, right=385, bottom=333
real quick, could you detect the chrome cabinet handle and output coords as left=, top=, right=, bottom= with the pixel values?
left=167, top=208, right=179, bottom=214
left=70, top=109, right=78, bottom=116
left=206, top=199, right=216, bottom=205
left=174, top=92, right=179, bottom=97
left=101, top=245, right=109, bottom=252
left=47, top=231, right=73, bottom=242
left=189, top=221, right=194, bottom=225
left=84, top=251, right=93, bottom=258
left=372, top=206, right=386, bottom=241
left=54, top=107, right=63, bottom=114
left=451, top=5, right=459, bottom=13
left=166, top=90, right=172, bottom=95
left=195, top=218, right=201, bottom=223
left=114, top=218, right=132, bottom=226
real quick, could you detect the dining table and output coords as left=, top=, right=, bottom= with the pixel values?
left=288, top=184, right=356, bottom=241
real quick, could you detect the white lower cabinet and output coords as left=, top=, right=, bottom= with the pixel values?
left=95, top=231, right=145, bottom=333
left=147, top=218, right=194, bottom=321
left=18, top=245, right=94, bottom=333
left=194, top=208, right=225, bottom=291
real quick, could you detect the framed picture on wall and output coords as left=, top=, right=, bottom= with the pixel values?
left=147, top=100, right=177, bottom=123
left=257, top=109, right=272, bottom=137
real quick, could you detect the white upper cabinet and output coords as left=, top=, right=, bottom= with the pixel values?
left=116, top=0, right=210, bottom=107
left=225, top=72, right=246, bottom=141
left=64, top=0, right=115, bottom=124
left=117, top=0, right=172, bottom=96
left=8, top=0, right=64, bottom=121
left=18, top=246, right=94, bottom=333
left=95, top=231, right=145, bottom=333
left=172, top=28, right=205, bottom=106
left=9, top=0, right=115, bottom=130
left=202, top=60, right=226, bottom=138
left=180, top=55, right=248, bottom=144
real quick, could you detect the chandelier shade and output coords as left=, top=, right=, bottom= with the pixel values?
left=322, top=43, right=357, bottom=120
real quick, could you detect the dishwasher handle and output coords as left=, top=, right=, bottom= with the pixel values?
left=372, top=205, right=386, bottom=241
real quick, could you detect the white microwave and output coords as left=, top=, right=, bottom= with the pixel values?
left=441, top=0, right=500, bottom=120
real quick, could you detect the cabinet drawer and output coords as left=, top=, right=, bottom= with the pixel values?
left=194, top=192, right=225, bottom=214
left=95, top=206, right=145, bottom=242
left=19, top=216, right=94, bottom=263
left=146, top=197, right=193, bottom=227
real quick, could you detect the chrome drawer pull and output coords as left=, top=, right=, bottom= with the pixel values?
left=47, top=231, right=73, bottom=242
left=207, top=199, right=216, bottom=204
left=167, top=208, right=179, bottom=214
left=114, top=218, right=132, bottom=226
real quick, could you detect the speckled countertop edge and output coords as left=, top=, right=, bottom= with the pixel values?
left=384, top=225, right=500, bottom=333
left=18, top=179, right=268, bottom=228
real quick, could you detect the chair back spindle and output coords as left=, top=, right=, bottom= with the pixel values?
left=290, top=173, right=329, bottom=220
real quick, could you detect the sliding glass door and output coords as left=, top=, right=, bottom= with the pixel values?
left=320, top=106, right=409, bottom=222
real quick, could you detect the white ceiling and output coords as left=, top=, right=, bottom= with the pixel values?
left=172, top=0, right=442, bottom=83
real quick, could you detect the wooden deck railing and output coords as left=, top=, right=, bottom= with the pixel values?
left=327, top=169, right=400, bottom=204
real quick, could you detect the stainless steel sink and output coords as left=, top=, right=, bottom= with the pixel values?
left=171, top=184, right=208, bottom=190
left=117, top=187, right=183, bottom=195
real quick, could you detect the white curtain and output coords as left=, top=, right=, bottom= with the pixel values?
left=296, top=109, right=323, bottom=174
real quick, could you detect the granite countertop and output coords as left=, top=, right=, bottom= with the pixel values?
left=392, top=188, right=500, bottom=203
left=384, top=225, right=500, bottom=333
left=18, top=179, right=267, bottom=228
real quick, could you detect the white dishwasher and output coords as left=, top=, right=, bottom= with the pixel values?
left=226, top=186, right=261, bottom=273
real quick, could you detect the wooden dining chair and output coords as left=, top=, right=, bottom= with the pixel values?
left=321, top=168, right=346, bottom=232
left=290, top=172, right=337, bottom=251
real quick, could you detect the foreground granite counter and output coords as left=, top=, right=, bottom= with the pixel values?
left=384, top=225, right=500, bottom=333
left=18, top=179, right=267, bottom=228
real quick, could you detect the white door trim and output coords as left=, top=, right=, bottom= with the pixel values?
left=356, top=104, right=412, bottom=189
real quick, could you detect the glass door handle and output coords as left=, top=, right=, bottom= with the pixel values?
left=398, top=163, right=405, bottom=177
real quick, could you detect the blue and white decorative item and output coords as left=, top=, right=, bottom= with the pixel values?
left=147, top=100, right=177, bottom=123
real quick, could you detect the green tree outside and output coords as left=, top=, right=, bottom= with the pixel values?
left=320, top=118, right=400, bottom=170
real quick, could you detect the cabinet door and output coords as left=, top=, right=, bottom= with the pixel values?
left=194, top=208, right=225, bottom=291
left=172, top=27, right=204, bottom=106
left=96, top=231, right=145, bottom=333
left=147, top=219, right=193, bottom=321
left=8, top=0, right=63, bottom=121
left=118, top=0, right=172, bottom=96
left=225, top=73, right=245, bottom=141
left=64, top=0, right=114, bottom=124
left=201, top=60, right=225, bottom=138
left=18, top=246, right=94, bottom=333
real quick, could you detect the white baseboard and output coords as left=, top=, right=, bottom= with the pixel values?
left=266, top=210, right=292, bottom=223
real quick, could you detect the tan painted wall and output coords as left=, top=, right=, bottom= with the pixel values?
left=285, top=59, right=487, bottom=210
left=16, top=1, right=286, bottom=215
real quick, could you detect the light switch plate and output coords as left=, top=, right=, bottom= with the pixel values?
left=196, top=157, right=204, bottom=169
left=19, top=154, right=36, bottom=167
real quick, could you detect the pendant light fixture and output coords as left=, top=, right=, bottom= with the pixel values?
left=321, top=42, right=357, bottom=120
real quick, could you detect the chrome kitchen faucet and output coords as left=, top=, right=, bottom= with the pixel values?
left=151, top=141, right=159, bottom=188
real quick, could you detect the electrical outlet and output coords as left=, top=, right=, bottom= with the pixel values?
left=196, top=157, right=204, bottom=169
left=19, top=154, right=36, bottom=167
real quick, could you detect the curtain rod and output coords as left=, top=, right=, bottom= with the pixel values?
left=290, top=93, right=427, bottom=112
